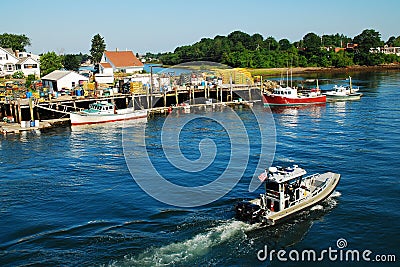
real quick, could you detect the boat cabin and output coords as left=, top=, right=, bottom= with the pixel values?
left=87, top=101, right=115, bottom=114
left=272, top=87, right=298, bottom=97
left=260, top=165, right=311, bottom=212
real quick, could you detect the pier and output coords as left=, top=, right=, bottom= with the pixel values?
left=0, top=84, right=262, bottom=135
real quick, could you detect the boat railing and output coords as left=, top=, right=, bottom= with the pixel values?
left=311, top=178, right=329, bottom=197
left=287, top=173, right=321, bottom=208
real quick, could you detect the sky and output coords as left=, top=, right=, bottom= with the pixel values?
left=3, top=0, right=400, bottom=55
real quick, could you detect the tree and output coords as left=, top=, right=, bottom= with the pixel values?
left=62, top=54, right=81, bottom=71
left=303, top=32, right=321, bottom=51
left=0, top=33, right=31, bottom=51
left=40, top=52, right=63, bottom=76
left=353, top=29, right=384, bottom=66
left=227, top=31, right=252, bottom=50
left=278, top=39, right=292, bottom=51
left=353, top=29, right=383, bottom=53
left=393, top=36, right=400, bottom=47
left=90, top=34, right=106, bottom=63
left=250, top=33, right=264, bottom=50
left=331, top=51, right=354, bottom=67
left=386, top=36, right=396, bottom=46
left=264, top=36, right=279, bottom=51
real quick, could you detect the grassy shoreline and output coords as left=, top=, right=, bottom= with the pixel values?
left=247, top=63, right=400, bottom=77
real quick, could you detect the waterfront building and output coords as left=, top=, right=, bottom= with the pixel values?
left=0, top=47, right=40, bottom=77
left=100, top=50, right=144, bottom=74
left=41, top=70, right=89, bottom=93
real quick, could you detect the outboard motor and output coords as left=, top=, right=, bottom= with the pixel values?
left=235, top=202, right=262, bottom=224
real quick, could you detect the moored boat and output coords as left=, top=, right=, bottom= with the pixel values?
left=235, top=165, right=340, bottom=225
left=263, top=86, right=326, bottom=106
left=323, top=76, right=362, bottom=101
left=70, top=101, right=147, bottom=125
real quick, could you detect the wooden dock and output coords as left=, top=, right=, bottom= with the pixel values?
left=1, top=118, right=70, bottom=135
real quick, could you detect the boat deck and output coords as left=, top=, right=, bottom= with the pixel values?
left=267, top=172, right=340, bottom=224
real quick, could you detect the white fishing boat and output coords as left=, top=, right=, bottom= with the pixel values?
left=70, top=101, right=147, bottom=125
left=324, top=76, right=362, bottom=101
left=235, top=165, right=340, bottom=225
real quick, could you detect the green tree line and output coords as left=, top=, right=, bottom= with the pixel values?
left=158, top=29, right=400, bottom=68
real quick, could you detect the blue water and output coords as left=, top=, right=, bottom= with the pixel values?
left=1, top=71, right=399, bottom=266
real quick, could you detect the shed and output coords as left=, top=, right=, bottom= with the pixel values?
left=41, top=70, right=89, bottom=93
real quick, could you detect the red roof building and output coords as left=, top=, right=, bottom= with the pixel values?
left=101, top=50, right=144, bottom=73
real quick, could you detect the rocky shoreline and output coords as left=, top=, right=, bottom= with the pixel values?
left=249, top=63, right=400, bottom=77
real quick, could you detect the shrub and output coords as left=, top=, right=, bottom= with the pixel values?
left=12, top=71, right=25, bottom=79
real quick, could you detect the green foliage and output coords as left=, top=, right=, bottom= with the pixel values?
left=331, top=51, right=354, bottom=67
left=158, top=29, right=395, bottom=69
left=12, top=71, right=25, bottom=79
left=303, top=32, right=321, bottom=51
left=62, top=54, right=81, bottom=71
left=353, top=29, right=384, bottom=53
left=392, top=36, right=400, bottom=47
left=90, top=34, right=106, bottom=63
left=25, top=74, right=36, bottom=88
left=279, top=39, right=293, bottom=50
left=0, top=33, right=31, bottom=51
left=40, top=52, right=63, bottom=76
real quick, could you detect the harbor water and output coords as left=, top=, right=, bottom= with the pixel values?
left=0, top=71, right=399, bottom=266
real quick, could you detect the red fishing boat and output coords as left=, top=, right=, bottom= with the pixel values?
left=263, top=87, right=326, bottom=106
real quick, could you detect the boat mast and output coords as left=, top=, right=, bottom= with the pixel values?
left=349, top=76, right=353, bottom=93
left=290, top=68, right=293, bottom=88
left=286, top=68, right=289, bottom=88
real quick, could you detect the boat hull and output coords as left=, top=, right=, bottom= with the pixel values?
left=236, top=172, right=340, bottom=225
left=263, top=93, right=326, bottom=106
left=70, top=109, right=147, bottom=125
left=325, top=93, right=363, bottom=102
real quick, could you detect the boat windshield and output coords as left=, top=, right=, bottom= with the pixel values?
left=265, top=181, right=279, bottom=192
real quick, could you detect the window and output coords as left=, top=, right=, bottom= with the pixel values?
left=6, top=64, right=13, bottom=71
left=23, top=64, right=38, bottom=69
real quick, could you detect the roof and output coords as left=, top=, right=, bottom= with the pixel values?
left=100, top=62, right=112, bottom=68
left=4, top=48, right=14, bottom=55
left=16, top=57, right=39, bottom=65
left=0, top=47, right=18, bottom=60
left=266, top=165, right=307, bottom=183
left=41, top=70, right=88, bottom=81
left=104, top=50, right=143, bottom=68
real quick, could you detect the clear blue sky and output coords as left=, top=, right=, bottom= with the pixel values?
left=3, top=0, right=400, bottom=55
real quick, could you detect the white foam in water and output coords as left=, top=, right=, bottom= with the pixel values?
left=110, top=220, right=257, bottom=266
left=310, top=204, right=324, bottom=211
left=330, top=191, right=341, bottom=198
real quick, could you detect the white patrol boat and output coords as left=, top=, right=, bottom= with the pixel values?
left=235, top=165, right=340, bottom=225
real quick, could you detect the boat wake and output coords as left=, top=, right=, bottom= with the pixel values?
left=109, top=220, right=259, bottom=267
left=109, top=192, right=342, bottom=266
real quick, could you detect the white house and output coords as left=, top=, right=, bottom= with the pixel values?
left=16, top=57, right=40, bottom=77
left=0, top=47, right=19, bottom=76
left=100, top=50, right=144, bottom=74
left=0, top=47, right=40, bottom=77
left=95, top=62, right=114, bottom=84
left=41, top=70, right=89, bottom=93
